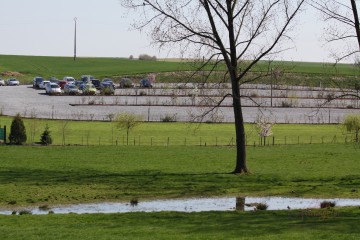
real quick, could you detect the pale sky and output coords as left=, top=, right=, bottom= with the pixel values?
left=0, top=0, right=345, bottom=63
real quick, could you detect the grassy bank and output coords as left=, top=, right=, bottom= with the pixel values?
left=1, top=55, right=359, bottom=86
left=0, top=55, right=188, bottom=82
left=0, top=116, right=348, bottom=146
left=0, top=144, right=359, bottom=208
left=1, top=208, right=360, bottom=239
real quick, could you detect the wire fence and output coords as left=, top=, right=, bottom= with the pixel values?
left=32, top=134, right=359, bottom=147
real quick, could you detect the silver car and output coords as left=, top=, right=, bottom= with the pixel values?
left=7, top=78, right=20, bottom=86
left=39, top=80, right=50, bottom=89
left=63, top=84, right=79, bottom=95
left=45, top=82, right=62, bottom=95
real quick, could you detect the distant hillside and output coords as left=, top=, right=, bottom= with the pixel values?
left=0, top=55, right=189, bottom=81
left=0, top=55, right=359, bottom=86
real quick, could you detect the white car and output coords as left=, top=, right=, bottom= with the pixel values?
left=7, top=78, right=20, bottom=86
left=39, top=80, right=50, bottom=89
left=45, top=82, right=62, bottom=95
left=0, top=79, right=5, bottom=86
left=63, top=76, right=76, bottom=84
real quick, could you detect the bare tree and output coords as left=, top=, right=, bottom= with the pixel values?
left=343, top=114, right=360, bottom=143
left=122, top=0, right=305, bottom=173
left=114, top=113, right=143, bottom=145
left=59, top=121, right=69, bottom=146
left=311, top=0, right=360, bottom=63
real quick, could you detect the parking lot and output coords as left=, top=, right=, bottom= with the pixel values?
left=0, top=85, right=358, bottom=123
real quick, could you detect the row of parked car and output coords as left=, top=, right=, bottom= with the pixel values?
left=33, top=75, right=116, bottom=95
left=1, top=75, right=153, bottom=93
left=0, top=78, right=20, bottom=86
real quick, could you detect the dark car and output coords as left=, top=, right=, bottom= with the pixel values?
left=78, top=81, right=86, bottom=90
left=102, top=78, right=116, bottom=88
left=140, top=78, right=152, bottom=88
left=33, top=77, right=44, bottom=88
left=81, top=75, right=95, bottom=82
left=100, top=82, right=115, bottom=95
left=91, top=79, right=101, bottom=89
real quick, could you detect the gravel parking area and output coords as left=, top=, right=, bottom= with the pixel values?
left=0, top=85, right=358, bottom=123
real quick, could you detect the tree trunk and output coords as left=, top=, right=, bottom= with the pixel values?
left=350, top=0, right=360, bottom=51
left=231, top=79, right=248, bottom=174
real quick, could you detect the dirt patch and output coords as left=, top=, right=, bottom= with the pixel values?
left=1, top=71, right=24, bottom=77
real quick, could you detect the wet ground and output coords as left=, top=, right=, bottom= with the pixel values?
left=1, top=196, right=360, bottom=215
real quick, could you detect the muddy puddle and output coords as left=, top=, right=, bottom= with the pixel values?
left=1, top=196, right=360, bottom=215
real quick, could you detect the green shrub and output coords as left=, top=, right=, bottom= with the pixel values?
left=40, top=125, right=53, bottom=145
left=320, top=201, right=336, bottom=209
left=255, top=203, right=268, bottom=210
left=161, top=115, right=176, bottom=122
left=9, top=114, right=27, bottom=145
left=19, top=210, right=32, bottom=215
left=139, top=54, right=157, bottom=61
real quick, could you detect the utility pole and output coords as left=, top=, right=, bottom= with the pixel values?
left=270, top=68, right=273, bottom=107
left=74, top=17, right=77, bottom=61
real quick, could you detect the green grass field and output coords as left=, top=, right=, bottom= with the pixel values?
left=0, top=143, right=359, bottom=208
left=1, top=208, right=360, bottom=240
left=1, top=117, right=360, bottom=239
left=0, top=116, right=350, bottom=146
left=0, top=55, right=188, bottom=82
left=1, top=55, right=360, bottom=85
left=1, top=143, right=360, bottom=239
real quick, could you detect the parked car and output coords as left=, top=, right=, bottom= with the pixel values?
left=119, top=78, right=133, bottom=88
left=63, top=84, right=80, bottom=95
left=33, top=76, right=44, bottom=88
left=0, top=79, right=5, bottom=86
left=75, top=80, right=83, bottom=89
left=91, top=79, right=101, bottom=89
left=63, top=76, right=76, bottom=84
left=7, top=78, right=20, bottom=86
left=82, top=83, right=97, bottom=95
left=45, top=82, right=62, bottom=95
left=139, top=78, right=152, bottom=88
left=58, top=80, right=68, bottom=89
left=81, top=75, right=95, bottom=82
left=39, top=80, right=50, bottom=89
left=100, top=82, right=115, bottom=95
left=48, top=77, right=59, bottom=83
left=102, top=78, right=116, bottom=88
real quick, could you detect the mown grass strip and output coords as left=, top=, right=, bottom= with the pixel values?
left=0, top=208, right=360, bottom=240
left=0, top=144, right=359, bottom=208
left=0, top=116, right=349, bottom=146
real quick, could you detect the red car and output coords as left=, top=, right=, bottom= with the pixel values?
left=58, top=80, right=68, bottom=89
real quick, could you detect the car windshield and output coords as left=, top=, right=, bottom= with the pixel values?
left=51, top=85, right=60, bottom=88
left=68, top=85, right=76, bottom=89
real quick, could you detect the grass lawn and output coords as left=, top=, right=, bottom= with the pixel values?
left=0, top=143, right=359, bottom=208
left=0, top=116, right=348, bottom=146
left=0, top=208, right=360, bottom=239
left=1, top=119, right=360, bottom=239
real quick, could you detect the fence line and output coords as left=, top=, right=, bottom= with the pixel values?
left=26, top=134, right=358, bottom=147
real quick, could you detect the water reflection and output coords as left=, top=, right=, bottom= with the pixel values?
left=1, top=196, right=360, bottom=215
